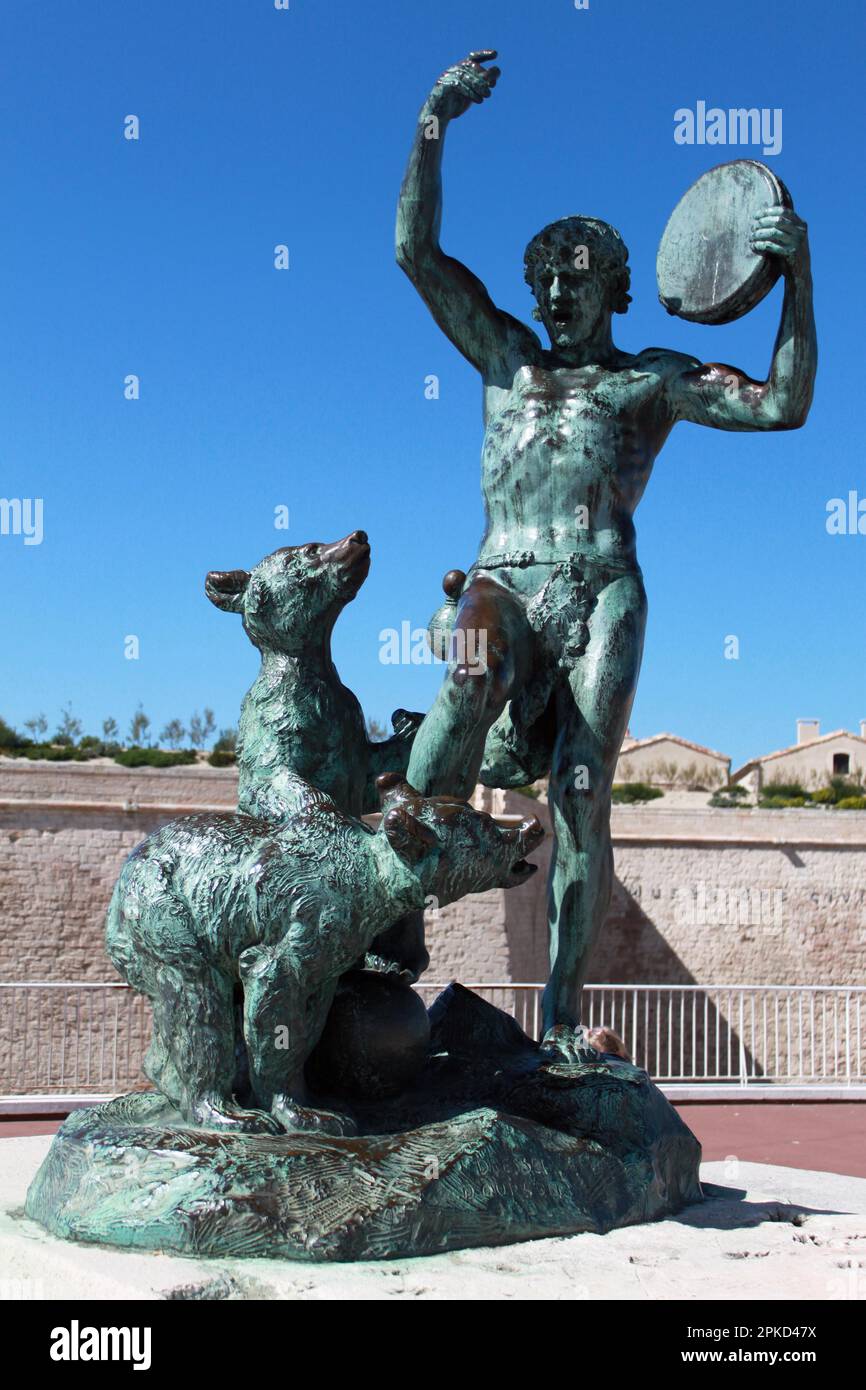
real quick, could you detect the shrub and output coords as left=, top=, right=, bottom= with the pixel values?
left=836, top=796, right=866, bottom=811
left=711, top=783, right=749, bottom=805
left=812, top=787, right=836, bottom=804
left=0, top=717, right=26, bottom=750
left=14, top=744, right=99, bottom=762
left=208, top=749, right=237, bottom=768
left=762, top=780, right=810, bottom=800
left=612, top=782, right=664, bottom=804
left=830, top=776, right=865, bottom=801
left=114, top=747, right=197, bottom=769
left=760, top=794, right=807, bottom=808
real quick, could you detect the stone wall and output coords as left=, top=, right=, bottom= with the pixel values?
left=429, top=792, right=866, bottom=990
left=0, top=761, right=236, bottom=982
left=1, top=760, right=864, bottom=1089
left=2, top=760, right=864, bottom=989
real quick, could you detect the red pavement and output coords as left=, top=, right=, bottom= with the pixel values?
left=1, top=1104, right=864, bottom=1178
left=0, top=1119, right=63, bottom=1138
left=677, top=1103, right=866, bottom=1178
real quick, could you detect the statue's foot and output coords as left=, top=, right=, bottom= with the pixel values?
left=541, top=1024, right=600, bottom=1066
left=271, top=1096, right=357, bottom=1137
left=189, top=1096, right=282, bottom=1134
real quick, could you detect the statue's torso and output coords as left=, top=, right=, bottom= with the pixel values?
left=478, top=350, right=678, bottom=575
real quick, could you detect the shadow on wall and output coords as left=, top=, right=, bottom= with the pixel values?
left=490, top=790, right=760, bottom=1077
left=589, top=880, right=760, bottom=1081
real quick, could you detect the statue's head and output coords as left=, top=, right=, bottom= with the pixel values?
left=524, top=216, right=631, bottom=349
left=205, top=531, right=371, bottom=654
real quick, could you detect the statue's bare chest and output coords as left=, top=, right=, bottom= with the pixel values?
left=482, top=363, right=662, bottom=483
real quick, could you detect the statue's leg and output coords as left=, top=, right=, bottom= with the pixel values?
left=241, top=947, right=356, bottom=1136
left=407, top=576, right=533, bottom=798
left=143, top=997, right=184, bottom=1108
left=543, top=572, right=647, bottom=1058
left=156, top=962, right=281, bottom=1133
left=390, top=578, right=533, bottom=978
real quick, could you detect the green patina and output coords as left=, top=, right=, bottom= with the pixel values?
left=397, top=51, right=816, bottom=1062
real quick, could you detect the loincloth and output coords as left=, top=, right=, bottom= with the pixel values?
left=468, top=552, right=640, bottom=788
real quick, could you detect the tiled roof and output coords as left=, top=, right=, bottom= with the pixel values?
left=618, top=733, right=730, bottom=762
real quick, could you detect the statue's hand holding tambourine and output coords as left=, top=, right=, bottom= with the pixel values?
left=657, top=160, right=808, bottom=324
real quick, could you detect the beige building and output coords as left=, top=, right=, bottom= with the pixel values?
left=732, top=719, right=866, bottom=794
left=615, top=732, right=730, bottom=789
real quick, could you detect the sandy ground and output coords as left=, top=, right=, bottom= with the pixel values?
left=1, top=1136, right=865, bottom=1301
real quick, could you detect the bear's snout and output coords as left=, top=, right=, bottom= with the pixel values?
left=207, top=569, right=249, bottom=594
left=206, top=568, right=251, bottom=613
left=319, top=531, right=371, bottom=590
left=321, top=530, right=370, bottom=566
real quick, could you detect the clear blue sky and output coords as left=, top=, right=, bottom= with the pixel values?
left=1, top=0, right=862, bottom=767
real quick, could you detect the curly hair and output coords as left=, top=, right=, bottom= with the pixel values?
left=524, top=216, right=632, bottom=315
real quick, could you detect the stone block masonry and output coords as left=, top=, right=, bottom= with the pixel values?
left=1, top=760, right=864, bottom=989
left=1, top=760, right=864, bottom=1090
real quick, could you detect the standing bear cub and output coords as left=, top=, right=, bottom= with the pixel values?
left=205, top=530, right=424, bottom=823
left=106, top=774, right=543, bottom=1135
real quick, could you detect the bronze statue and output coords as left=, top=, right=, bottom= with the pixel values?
left=29, top=49, right=815, bottom=1263
left=105, top=771, right=542, bottom=1137
left=397, top=51, right=817, bottom=1061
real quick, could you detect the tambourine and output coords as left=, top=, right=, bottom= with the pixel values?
left=657, top=159, right=793, bottom=324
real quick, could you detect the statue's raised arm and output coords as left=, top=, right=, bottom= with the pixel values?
left=396, top=52, right=540, bottom=377
left=668, top=205, right=817, bottom=431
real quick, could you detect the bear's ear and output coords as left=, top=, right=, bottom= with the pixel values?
left=205, top=570, right=249, bottom=613
left=382, top=805, right=437, bottom=863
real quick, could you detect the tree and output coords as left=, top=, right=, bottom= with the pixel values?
left=102, top=717, right=119, bottom=742
left=55, top=705, right=82, bottom=746
left=159, top=719, right=186, bottom=750
left=0, top=716, right=26, bottom=749
left=24, top=714, right=48, bottom=741
left=366, top=716, right=388, bottom=743
left=129, top=705, right=151, bottom=747
left=189, top=708, right=216, bottom=750
left=213, top=727, right=237, bottom=753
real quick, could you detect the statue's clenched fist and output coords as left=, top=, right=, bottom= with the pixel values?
left=427, top=50, right=500, bottom=123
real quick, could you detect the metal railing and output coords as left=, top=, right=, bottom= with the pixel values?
left=416, top=983, right=866, bottom=1085
left=1, top=981, right=864, bottom=1096
left=0, top=983, right=151, bottom=1097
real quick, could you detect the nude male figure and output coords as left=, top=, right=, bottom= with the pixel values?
left=397, top=52, right=816, bottom=1061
